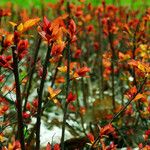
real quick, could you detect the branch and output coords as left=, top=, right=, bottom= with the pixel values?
left=61, top=1, right=71, bottom=149
left=35, top=43, right=52, bottom=150
left=23, top=36, right=41, bottom=111
left=12, top=45, right=25, bottom=150
left=108, top=19, right=116, bottom=111
left=61, top=40, right=71, bottom=150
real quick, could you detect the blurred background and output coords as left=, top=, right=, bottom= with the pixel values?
left=0, top=0, right=149, bottom=8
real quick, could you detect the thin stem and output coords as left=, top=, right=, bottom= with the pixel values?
left=23, top=37, right=41, bottom=111
left=35, top=44, right=52, bottom=150
left=108, top=20, right=116, bottom=111
left=81, top=78, right=87, bottom=108
left=131, top=19, right=140, bottom=87
left=12, top=45, right=25, bottom=150
left=98, top=13, right=104, bottom=99
left=1, top=121, right=18, bottom=133
left=3, top=64, right=36, bottom=99
left=0, top=35, right=4, bottom=55
left=26, top=54, right=63, bottom=147
left=61, top=1, right=71, bottom=149
left=61, top=41, right=70, bottom=150
left=0, top=35, right=5, bottom=74
left=51, top=56, right=63, bottom=87
left=75, top=81, right=86, bottom=136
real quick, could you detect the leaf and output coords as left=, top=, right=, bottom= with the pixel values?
left=53, top=143, right=60, bottom=150
left=43, top=16, right=50, bottom=27
left=23, top=18, right=40, bottom=31
left=46, top=142, right=51, bottom=150
left=119, top=52, right=130, bottom=61
left=128, top=60, right=150, bottom=73
left=138, top=63, right=146, bottom=73
left=76, top=66, right=90, bottom=77
left=128, top=59, right=138, bottom=67
left=87, top=133, right=94, bottom=143
left=37, top=27, right=47, bottom=41
left=0, top=134, right=4, bottom=142
left=57, top=66, right=67, bottom=72
left=140, top=44, right=148, bottom=51
left=100, top=124, right=115, bottom=136
left=9, top=21, right=17, bottom=27
left=60, top=13, right=68, bottom=20
left=133, top=93, right=145, bottom=102
left=72, top=72, right=79, bottom=79
left=10, top=18, right=40, bottom=33
left=17, top=23, right=24, bottom=32
left=66, top=92, right=76, bottom=103
left=48, top=87, right=61, bottom=99
left=138, top=63, right=150, bottom=73
left=55, top=76, right=65, bottom=84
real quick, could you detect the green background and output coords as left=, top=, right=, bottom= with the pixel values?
left=0, top=0, right=149, bottom=8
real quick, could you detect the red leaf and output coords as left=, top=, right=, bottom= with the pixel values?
left=76, top=66, right=90, bottom=77
left=54, top=144, right=60, bottom=150
left=100, top=124, right=115, bottom=136
left=66, top=92, right=76, bottom=103
left=46, top=142, right=51, bottom=150
left=87, top=133, right=94, bottom=143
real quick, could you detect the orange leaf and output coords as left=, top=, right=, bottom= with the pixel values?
left=100, top=124, right=115, bottom=136
left=55, top=76, right=65, bottom=84
left=128, top=59, right=138, bottom=67
left=76, top=66, right=90, bottom=77
left=119, top=52, right=130, bottom=61
left=48, top=87, right=61, bottom=99
left=138, top=63, right=150, bottom=73
left=23, top=18, right=40, bottom=31
left=57, top=66, right=67, bottom=73
left=17, top=23, right=24, bottom=32
left=72, top=72, right=79, bottom=79
left=133, top=93, right=144, bottom=102
left=9, top=21, right=17, bottom=27
left=9, top=18, right=40, bottom=33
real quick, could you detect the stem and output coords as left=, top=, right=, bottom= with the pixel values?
left=0, top=17, right=1, bottom=27
left=112, top=0, right=115, bottom=4
left=26, top=125, right=36, bottom=147
left=0, top=35, right=4, bottom=55
left=12, top=45, right=25, bottom=150
left=74, top=81, right=86, bottom=135
left=51, top=56, right=63, bottom=87
left=81, top=78, right=87, bottom=108
left=35, top=44, right=52, bottom=150
left=61, top=1, right=71, bottom=149
left=120, top=79, right=124, bottom=106
left=0, top=35, right=5, bottom=74
left=98, top=13, right=104, bottom=99
left=27, top=51, right=63, bottom=147
left=108, top=20, right=116, bottom=111
left=23, top=37, right=41, bottom=111
left=61, top=41, right=70, bottom=150
left=132, top=20, right=140, bottom=87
